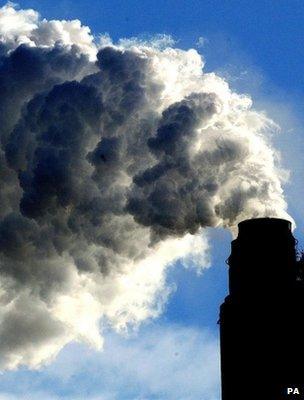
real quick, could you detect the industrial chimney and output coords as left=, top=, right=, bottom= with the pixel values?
left=220, top=218, right=304, bottom=399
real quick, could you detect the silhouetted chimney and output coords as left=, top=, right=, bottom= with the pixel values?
left=220, top=218, right=304, bottom=399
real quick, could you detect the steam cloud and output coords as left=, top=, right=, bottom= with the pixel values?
left=0, top=4, right=290, bottom=369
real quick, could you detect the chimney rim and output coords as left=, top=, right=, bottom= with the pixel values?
left=238, top=217, right=292, bottom=231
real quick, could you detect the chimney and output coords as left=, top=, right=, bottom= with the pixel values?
left=219, top=218, right=304, bottom=399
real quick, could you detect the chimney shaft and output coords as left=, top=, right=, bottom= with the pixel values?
left=220, top=218, right=304, bottom=399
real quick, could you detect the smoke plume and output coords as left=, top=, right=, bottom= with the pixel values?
left=0, top=3, right=290, bottom=369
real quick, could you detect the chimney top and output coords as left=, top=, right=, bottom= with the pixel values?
left=237, top=217, right=292, bottom=237
left=228, top=217, right=297, bottom=297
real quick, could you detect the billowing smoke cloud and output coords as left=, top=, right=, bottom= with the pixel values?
left=0, top=3, right=290, bottom=370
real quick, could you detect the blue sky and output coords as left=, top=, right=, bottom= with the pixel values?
left=0, top=1, right=304, bottom=399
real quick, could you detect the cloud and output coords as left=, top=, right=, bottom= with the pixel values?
left=0, top=3, right=291, bottom=369
left=196, top=36, right=208, bottom=48
left=0, top=323, right=220, bottom=400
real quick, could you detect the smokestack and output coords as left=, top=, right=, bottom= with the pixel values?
left=220, top=218, right=304, bottom=399
left=0, top=3, right=294, bottom=370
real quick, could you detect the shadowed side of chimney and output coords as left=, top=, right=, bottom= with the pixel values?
left=220, top=218, right=304, bottom=399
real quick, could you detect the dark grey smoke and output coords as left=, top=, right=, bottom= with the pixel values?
left=0, top=4, right=290, bottom=369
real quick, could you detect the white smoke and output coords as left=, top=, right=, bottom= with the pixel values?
left=0, top=3, right=96, bottom=58
left=0, top=3, right=291, bottom=370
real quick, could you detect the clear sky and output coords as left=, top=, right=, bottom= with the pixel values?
left=0, top=1, right=303, bottom=399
